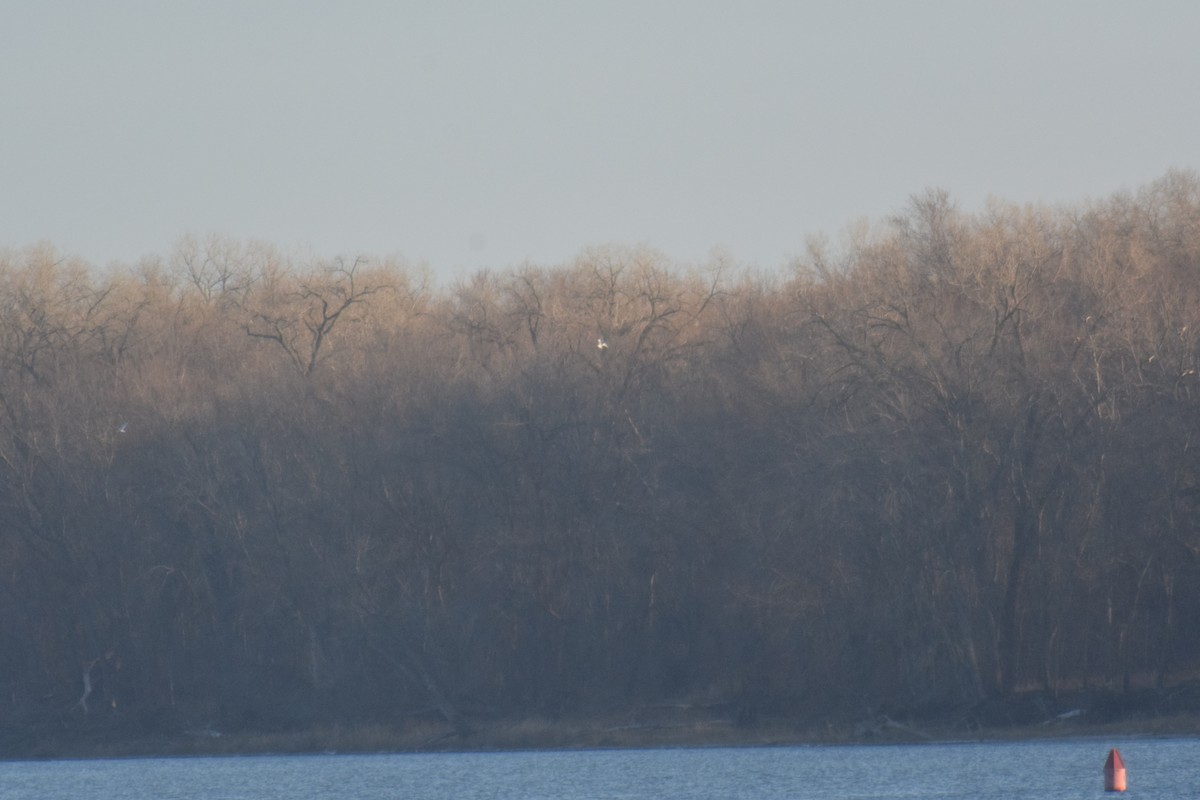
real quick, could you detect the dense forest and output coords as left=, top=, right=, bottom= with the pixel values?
left=3, top=172, right=1200, bottom=747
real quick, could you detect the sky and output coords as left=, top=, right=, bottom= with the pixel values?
left=3, top=1, right=1199, bottom=283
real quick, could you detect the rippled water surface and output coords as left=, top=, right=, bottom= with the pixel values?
left=2, top=737, right=1196, bottom=799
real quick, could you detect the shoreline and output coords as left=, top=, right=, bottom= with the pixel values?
left=6, top=708, right=1199, bottom=762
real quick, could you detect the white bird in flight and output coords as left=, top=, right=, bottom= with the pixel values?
left=597, top=337, right=609, bottom=350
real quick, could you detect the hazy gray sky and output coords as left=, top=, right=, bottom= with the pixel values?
left=3, top=1, right=1198, bottom=280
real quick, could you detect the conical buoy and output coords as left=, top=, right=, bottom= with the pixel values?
left=1104, top=748, right=1127, bottom=792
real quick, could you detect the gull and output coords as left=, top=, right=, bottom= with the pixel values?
left=117, top=422, right=129, bottom=434
left=597, top=337, right=609, bottom=350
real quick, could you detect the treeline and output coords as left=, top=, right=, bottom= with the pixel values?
left=2, top=172, right=1200, bottom=742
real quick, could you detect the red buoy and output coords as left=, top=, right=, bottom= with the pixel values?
left=1104, top=748, right=1127, bottom=792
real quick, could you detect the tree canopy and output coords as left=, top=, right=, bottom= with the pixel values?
left=3, top=172, right=1200, bottom=744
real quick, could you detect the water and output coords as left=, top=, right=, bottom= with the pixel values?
left=1, top=738, right=1196, bottom=799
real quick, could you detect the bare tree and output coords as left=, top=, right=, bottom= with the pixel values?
left=240, top=256, right=390, bottom=376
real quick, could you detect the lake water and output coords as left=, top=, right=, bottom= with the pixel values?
left=1, top=738, right=1196, bottom=799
